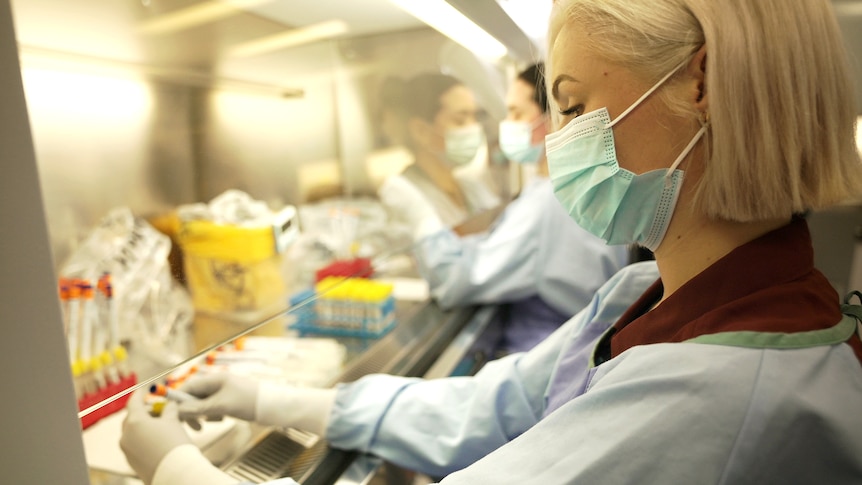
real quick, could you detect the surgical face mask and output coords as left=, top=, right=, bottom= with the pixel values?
left=444, top=124, right=484, bottom=167
left=499, top=118, right=545, bottom=164
left=545, top=65, right=707, bottom=252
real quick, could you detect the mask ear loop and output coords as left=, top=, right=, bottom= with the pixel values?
left=663, top=121, right=709, bottom=188
left=604, top=64, right=686, bottom=130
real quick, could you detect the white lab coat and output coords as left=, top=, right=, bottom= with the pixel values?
left=380, top=164, right=500, bottom=230
left=414, top=178, right=627, bottom=313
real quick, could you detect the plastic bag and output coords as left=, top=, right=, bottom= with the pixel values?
left=60, top=207, right=193, bottom=373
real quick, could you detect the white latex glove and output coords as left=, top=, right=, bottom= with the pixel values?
left=378, top=175, right=444, bottom=241
left=178, top=373, right=337, bottom=437
left=177, top=373, right=258, bottom=428
left=255, top=381, right=337, bottom=437
left=120, top=388, right=193, bottom=485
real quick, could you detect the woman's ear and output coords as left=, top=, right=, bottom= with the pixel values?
left=408, top=118, right=432, bottom=149
left=690, top=44, right=708, bottom=113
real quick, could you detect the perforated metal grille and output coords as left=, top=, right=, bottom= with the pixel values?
left=223, top=429, right=324, bottom=483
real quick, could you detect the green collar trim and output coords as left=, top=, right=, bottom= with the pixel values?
left=590, top=298, right=862, bottom=366
left=684, top=312, right=858, bottom=349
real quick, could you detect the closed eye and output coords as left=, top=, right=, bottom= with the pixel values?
left=558, top=104, right=584, bottom=117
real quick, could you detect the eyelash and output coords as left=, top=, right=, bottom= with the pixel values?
left=558, top=104, right=584, bottom=117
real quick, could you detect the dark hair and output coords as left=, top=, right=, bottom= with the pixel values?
left=517, top=63, right=547, bottom=114
left=380, top=73, right=463, bottom=123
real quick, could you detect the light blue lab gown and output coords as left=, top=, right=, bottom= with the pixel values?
left=259, top=261, right=862, bottom=484
left=320, top=261, right=862, bottom=484
left=413, top=177, right=629, bottom=353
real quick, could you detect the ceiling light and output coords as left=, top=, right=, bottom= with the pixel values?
left=138, top=0, right=273, bottom=35
left=389, top=0, right=508, bottom=60
left=226, top=19, right=350, bottom=58
left=19, top=46, right=303, bottom=98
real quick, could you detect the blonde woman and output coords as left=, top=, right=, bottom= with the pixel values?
left=122, top=1, right=862, bottom=483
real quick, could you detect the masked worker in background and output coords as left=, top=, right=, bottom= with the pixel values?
left=377, top=73, right=500, bottom=233
left=498, top=63, right=550, bottom=190
left=397, top=62, right=628, bottom=361
left=123, top=1, right=862, bottom=483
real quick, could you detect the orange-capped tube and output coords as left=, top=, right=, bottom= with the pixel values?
left=80, top=281, right=94, bottom=300
left=98, top=273, right=112, bottom=298
left=149, top=383, right=196, bottom=403
left=59, top=279, right=70, bottom=300
left=68, top=279, right=82, bottom=299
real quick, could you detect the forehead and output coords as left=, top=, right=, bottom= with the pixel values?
left=438, top=84, right=477, bottom=114
left=548, top=22, right=634, bottom=98
left=506, top=79, right=537, bottom=107
left=549, top=22, right=593, bottom=80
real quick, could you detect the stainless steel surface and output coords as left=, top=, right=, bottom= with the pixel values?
left=332, top=454, right=383, bottom=485
left=423, top=305, right=498, bottom=379
left=336, top=301, right=478, bottom=381
left=240, top=0, right=422, bottom=38
left=808, top=205, right=862, bottom=297
left=834, top=0, right=862, bottom=112
left=11, top=0, right=519, bottom=264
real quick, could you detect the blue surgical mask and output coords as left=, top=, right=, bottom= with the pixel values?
left=545, top=66, right=707, bottom=251
left=444, top=124, right=484, bottom=167
left=499, top=118, right=545, bottom=164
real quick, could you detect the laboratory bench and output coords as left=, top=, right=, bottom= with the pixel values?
left=84, top=283, right=500, bottom=485
left=81, top=202, right=509, bottom=485
left=218, top=300, right=497, bottom=485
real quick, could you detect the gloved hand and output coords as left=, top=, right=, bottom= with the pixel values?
left=177, top=373, right=259, bottom=429
left=120, top=388, right=192, bottom=485
left=378, top=175, right=444, bottom=240
left=178, top=372, right=337, bottom=437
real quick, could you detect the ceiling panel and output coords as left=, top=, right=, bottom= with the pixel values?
left=236, top=0, right=423, bottom=36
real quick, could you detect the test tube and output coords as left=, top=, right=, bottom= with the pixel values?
left=150, top=383, right=196, bottom=403
left=205, top=351, right=266, bottom=366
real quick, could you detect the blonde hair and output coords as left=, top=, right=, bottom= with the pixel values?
left=549, top=0, right=862, bottom=221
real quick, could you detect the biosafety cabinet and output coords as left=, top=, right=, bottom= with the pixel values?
left=2, top=1, right=862, bottom=484
left=1, top=1, right=543, bottom=483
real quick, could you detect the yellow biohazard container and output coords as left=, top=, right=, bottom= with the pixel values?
left=175, top=206, right=298, bottom=314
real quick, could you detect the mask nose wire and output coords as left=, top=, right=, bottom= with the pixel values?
left=602, top=60, right=689, bottom=130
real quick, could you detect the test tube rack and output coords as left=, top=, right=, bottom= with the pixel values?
left=78, top=373, right=137, bottom=429
left=288, top=277, right=396, bottom=339
left=61, top=276, right=138, bottom=429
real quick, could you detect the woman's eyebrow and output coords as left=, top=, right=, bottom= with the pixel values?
left=552, top=74, right=579, bottom=100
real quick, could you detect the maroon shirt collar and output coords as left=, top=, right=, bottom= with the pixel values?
left=610, top=217, right=843, bottom=358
